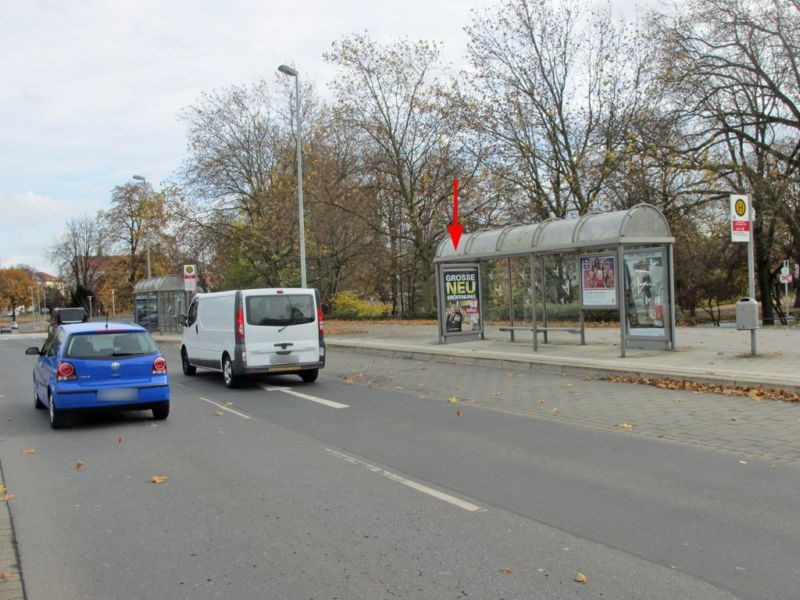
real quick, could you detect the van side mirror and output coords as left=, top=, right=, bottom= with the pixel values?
left=177, top=315, right=187, bottom=326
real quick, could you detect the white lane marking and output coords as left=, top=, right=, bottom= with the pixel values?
left=199, top=397, right=251, bottom=419
left=325, top=448, right=484, bottom=512
left=259, top=384, right=349, bottom=409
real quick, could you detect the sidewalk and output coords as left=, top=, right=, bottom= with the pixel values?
left=323, top=322, right=800, bottom=395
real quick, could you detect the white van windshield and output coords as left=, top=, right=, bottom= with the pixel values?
left=245, top=295, right=315, bottom=327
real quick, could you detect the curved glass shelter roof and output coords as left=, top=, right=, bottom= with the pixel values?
left=133, top=276, right=186, bottom=293
left=435, top=204, right=672, bottom=263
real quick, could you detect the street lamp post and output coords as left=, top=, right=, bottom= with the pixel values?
left=29, top=287, right=34, bottom=318
left=132, top=174, right=152, bottom=279
left=278, top=64, right=307, bottom=288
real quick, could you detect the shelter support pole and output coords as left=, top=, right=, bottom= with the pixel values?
left=530, top=254, right=538, bottom=352
left=541, top=255, right=548, bottom=344
left=668, top=244, right=677, bottom=350
left=618, top=244, right=627, bottom=358
left=435, top=263, right=444, bottom=344
left=507, top=258, right=514, bottom=342
left=578, top=255, right=586, bottom=345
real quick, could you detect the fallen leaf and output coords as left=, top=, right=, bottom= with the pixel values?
left=150, top=476, right=167, bottom=484
left=75, top=460, right=85, bottom=470
left=562, top=383, right=573, bottom=388
left=717, top=351, right=725, bottom=356
left=550, top=407, right=559, bottom=414
left=0, top=572, right=13, bottom=580
left=1, top=494, right=14, bottom=502
left=0, top=486, right=5, bottom=494
left=575, top=572, right=588, bottom=584
left=537, top=399, right=546, bottom=404
left=19, top=449, right=36, bottom=456
left=616, top=423, right=634, bottom=430
left=345, top=378, right=354, bottom=384
left=448, top=396, right=458, bottom=404
left=491, top=391, right=501, bottom=397
left=456, top=410, right=462, bottom=417
left=224, top=402, right=234, bottom=407
left=117, top=436, right=123, bottom=444
left=673, top=398, right=684, bottom=403
left=739, top=460, right=748, bottom=465
left=499, top=567, right=514, bottom=575
left=214, top=411, right=225, bottom=416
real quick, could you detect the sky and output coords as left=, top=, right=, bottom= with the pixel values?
left=0, top=0, right=652, bottom=276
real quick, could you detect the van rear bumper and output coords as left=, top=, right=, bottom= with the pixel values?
left=241, top=361, right=325, bottom=376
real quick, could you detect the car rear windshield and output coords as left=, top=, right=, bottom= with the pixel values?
left=245, top=294, right=315, bottom=327
left=56, top=308, right=86, bottom=323
left=64, top=332, right=158, bottom=358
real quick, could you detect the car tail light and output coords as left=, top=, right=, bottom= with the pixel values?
left=317, top=306, right=324, bottom=336
left=152, top=356, right=168, bottom=375
left=236, top=307, right=245, bottom=341
left=57, top=361, right=76, bottom=381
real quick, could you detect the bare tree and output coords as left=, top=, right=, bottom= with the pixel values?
left=49, top=216, right=105, bottom=306
left=177, top=81, right=303, bottom=288
left=325, top=34, right=488, bottom=313
left=652, top=0, right=800, bottom=323
left=465, top=0, right=648, bottom=220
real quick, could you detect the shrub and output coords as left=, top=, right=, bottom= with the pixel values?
left=331, top=291, right=392, bottom=318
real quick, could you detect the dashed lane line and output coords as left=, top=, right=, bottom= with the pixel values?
left=260, top=384, right=350, bottom=409
left=326, top=448, right=484, bottom=512
left=199, top=396, right=252, bottom=419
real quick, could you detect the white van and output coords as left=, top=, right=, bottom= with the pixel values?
left=179, top=288, right=325, bottom=387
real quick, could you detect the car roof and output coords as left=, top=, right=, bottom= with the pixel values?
left=60, top=322, right=147, bottom=334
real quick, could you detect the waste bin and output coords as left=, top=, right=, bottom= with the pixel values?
left=735, top=298, right=759, bottom=330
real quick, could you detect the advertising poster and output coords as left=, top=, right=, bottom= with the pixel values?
left=623, top=249, right=666, bottom=337
left=443, top=267, right=481, bottom=333
left=580, top=255, right=617, bottom=307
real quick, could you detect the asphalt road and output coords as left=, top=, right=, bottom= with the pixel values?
left=0, top=335, right=796, bottom=599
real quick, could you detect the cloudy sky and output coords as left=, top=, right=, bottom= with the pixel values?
left=0, top=0, right=651, bottom=275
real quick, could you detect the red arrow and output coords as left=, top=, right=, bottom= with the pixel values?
left=447, top=178, right=464, bottom=249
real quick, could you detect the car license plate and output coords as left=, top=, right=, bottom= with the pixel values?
left=269, top=365, right=301, bottom=372
left=97, top=388, right=138, bottom=402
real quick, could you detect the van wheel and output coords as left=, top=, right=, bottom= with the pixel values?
left=300, top=369, right=319, bottom=383
left=222, top=354, right=240, bottom=389
left=181, top=348, right=196, bottom=376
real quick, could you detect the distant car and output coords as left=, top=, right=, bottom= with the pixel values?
left=26, top=322, right=170, bottom=429
left=0, top=325, right=10, bottom=334
left=9, top=322, right=17, bottom=330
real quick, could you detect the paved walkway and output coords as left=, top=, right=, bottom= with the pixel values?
left=325, top=322, right=800, bottom=393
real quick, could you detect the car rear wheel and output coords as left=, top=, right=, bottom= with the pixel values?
left=152, top=401, right=170, bottom=420
left=222, top=354, right=240, bottom=389
left=48, top=391, right=65, bottom=430
left=34, top=381, right=45, bottom=409
left=299, top=369, right=319, bottom=383
left=181, top=348, right=196, bottom=376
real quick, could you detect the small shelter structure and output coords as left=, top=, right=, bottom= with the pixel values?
left=132, top=276, right=194, bottom=333
left=434, top=204, right=676, bottom=357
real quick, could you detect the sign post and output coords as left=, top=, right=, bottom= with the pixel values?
left=183, top=264, right=197, bottom=293
left=780, top=260, right=792, bottom=323
left=731, top=194, right=756, bottom=355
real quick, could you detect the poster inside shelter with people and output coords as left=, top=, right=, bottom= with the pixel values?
left=443, top=267, right=481, bottom=333
left=580, top=255, right=617, bottom=307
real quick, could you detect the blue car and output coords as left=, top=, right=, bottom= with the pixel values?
left=26, top=322, right=170, bottom=429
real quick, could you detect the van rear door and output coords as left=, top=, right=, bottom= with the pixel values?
left=242, top=291, right=319, bottom=368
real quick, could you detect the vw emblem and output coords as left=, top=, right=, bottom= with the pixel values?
left=111, top=362, right=120, bottom=371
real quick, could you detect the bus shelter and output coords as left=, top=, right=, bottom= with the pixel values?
left=132, top=276, right=194, bottom=333
left=434, top=204, right=676, bottom=357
